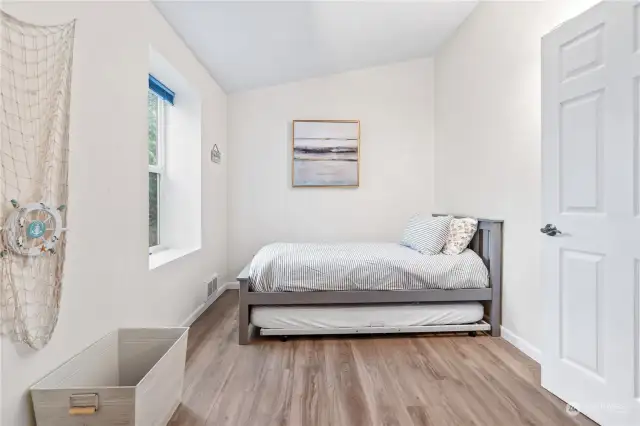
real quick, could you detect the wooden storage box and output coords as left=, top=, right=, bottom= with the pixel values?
left=31, top=327, right=189, bottom=426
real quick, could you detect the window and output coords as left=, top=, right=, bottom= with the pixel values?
left=148, top=75, right=174, bottom=252
left=147, top=51, right=201, bottom=270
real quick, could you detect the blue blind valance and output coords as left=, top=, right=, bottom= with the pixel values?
left=149, top=74, right=175, bottom=105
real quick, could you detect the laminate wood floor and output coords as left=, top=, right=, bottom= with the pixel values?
left=169, top=291, right=597, bottom=426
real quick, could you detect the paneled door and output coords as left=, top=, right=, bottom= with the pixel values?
left=542, top=2, right=640, bottom=425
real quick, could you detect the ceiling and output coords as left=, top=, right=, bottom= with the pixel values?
left=153, top=1, right=478, bottom=93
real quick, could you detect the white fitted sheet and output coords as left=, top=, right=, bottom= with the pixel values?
left=251, top=302, right=484, bottom=330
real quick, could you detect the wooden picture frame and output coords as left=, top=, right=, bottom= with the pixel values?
left=292, top=119, right=360, bottom=187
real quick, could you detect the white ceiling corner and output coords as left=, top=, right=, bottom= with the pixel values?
left=153, top=1, right=478, bottom=93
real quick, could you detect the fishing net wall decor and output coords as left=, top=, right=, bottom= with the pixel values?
left=0, top=11, right=75, bottom=349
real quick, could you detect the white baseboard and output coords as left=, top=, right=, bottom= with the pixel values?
left=501, top=326, right=541, bottom=364
left=180, top=281, right=237, bottom=327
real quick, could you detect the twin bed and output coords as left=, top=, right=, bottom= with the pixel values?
left=236, top=216, right=503, bottom=344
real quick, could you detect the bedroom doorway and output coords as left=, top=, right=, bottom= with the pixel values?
left=541, top=2, right=640, bottom=425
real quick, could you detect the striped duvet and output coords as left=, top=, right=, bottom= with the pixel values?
left=249, top=243, right=489, bottom=293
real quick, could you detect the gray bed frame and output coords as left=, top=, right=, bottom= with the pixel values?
left=236, top=216, right=503, bottom=344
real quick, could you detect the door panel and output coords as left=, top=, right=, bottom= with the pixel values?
left=559, top=91, right=604, bottom=213
left=560, top=24, right=604, bottom=81
left=560, top=249, right=605, bottom=379
left=635, top=79, right=640, bottom=216
left=634, top=4, right=640, bottom=52
left=635, top=258, right=640, bottom=400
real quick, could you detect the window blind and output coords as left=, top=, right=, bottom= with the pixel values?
left=148, top=74, right=175, bottom=105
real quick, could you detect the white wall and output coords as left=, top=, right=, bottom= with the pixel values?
left=228, top=58, right=434, bottom=276
left=434, top=0, right=599, bottom=350
left=0, top=2, right=228, bottom=425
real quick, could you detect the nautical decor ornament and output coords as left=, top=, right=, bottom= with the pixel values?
left=211, top=144, right=222, bottom=164
left=3, top=202, right=65, bottom=257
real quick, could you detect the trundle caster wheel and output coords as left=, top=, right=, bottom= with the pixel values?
left=280, top=336, right=289, bottom=342
left=468, top=331, right=478, bottom=337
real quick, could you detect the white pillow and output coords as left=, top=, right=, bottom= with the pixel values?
left=401, top=215, right=452, bottom=255
left=442, top=217, right=478, bottom=255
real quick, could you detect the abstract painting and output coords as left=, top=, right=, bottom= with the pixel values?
left=292, top=120, right=360, bottom=187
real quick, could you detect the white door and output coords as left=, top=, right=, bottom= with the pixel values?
left=542, top=2, right=640, bottom=425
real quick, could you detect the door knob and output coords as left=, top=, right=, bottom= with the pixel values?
left=540, top=224, right=562, bottom=236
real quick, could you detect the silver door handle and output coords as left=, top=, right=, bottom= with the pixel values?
left=540, top=224, right=562, bottom=236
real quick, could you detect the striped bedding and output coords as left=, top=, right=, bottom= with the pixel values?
left=249, top=243, right=489, bottom=293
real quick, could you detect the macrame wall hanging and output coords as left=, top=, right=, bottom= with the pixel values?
left=0, top=11, right=76, bottom=349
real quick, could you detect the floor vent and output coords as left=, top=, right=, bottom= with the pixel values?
left=207, top=276, right=218, bottom=299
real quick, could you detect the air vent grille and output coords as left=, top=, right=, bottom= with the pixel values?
left=207, top=276, right=218, bottom=299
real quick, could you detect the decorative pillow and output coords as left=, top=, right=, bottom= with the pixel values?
left=442, top=217, right=478, bottom=255
left=401, top=215, right=453, bottom=255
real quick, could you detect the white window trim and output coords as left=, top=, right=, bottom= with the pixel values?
left=148, top=244, right=167, bottom=255
left=149, top=94, right=166, bottom=255
left=149, top=246, right=200, bottom=270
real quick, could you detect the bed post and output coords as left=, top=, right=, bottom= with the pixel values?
left=237, top=265, right=251, bottom=345
left=487, top=221, right=503, bottom=337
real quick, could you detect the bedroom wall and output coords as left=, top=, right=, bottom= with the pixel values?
left=433, top=0, right=599, bottom=352
left=228, top=58, right=434, bottom=276
left=0, top=2, right=227, bottom=425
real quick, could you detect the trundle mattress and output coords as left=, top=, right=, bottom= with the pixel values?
left=251, top=302, right=484, bottom=330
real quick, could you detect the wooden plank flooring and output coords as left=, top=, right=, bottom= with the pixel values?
left=169, top=291, right=597, bottom=426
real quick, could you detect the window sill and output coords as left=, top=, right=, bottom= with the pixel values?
left=149, top=246, right=199, bottom=270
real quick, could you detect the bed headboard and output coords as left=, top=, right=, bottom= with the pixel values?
left=434, top=214, right=503, bottom=329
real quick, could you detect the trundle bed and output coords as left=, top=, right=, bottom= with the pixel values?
left=237, top=216, right=502, bottom=344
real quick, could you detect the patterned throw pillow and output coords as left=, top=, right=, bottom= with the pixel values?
left=442, top=217, right=478, bottom=255
left=401, top=215, right=453, bottom=255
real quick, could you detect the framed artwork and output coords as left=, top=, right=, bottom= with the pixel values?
left=292, top=120, right=360, bottom=187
